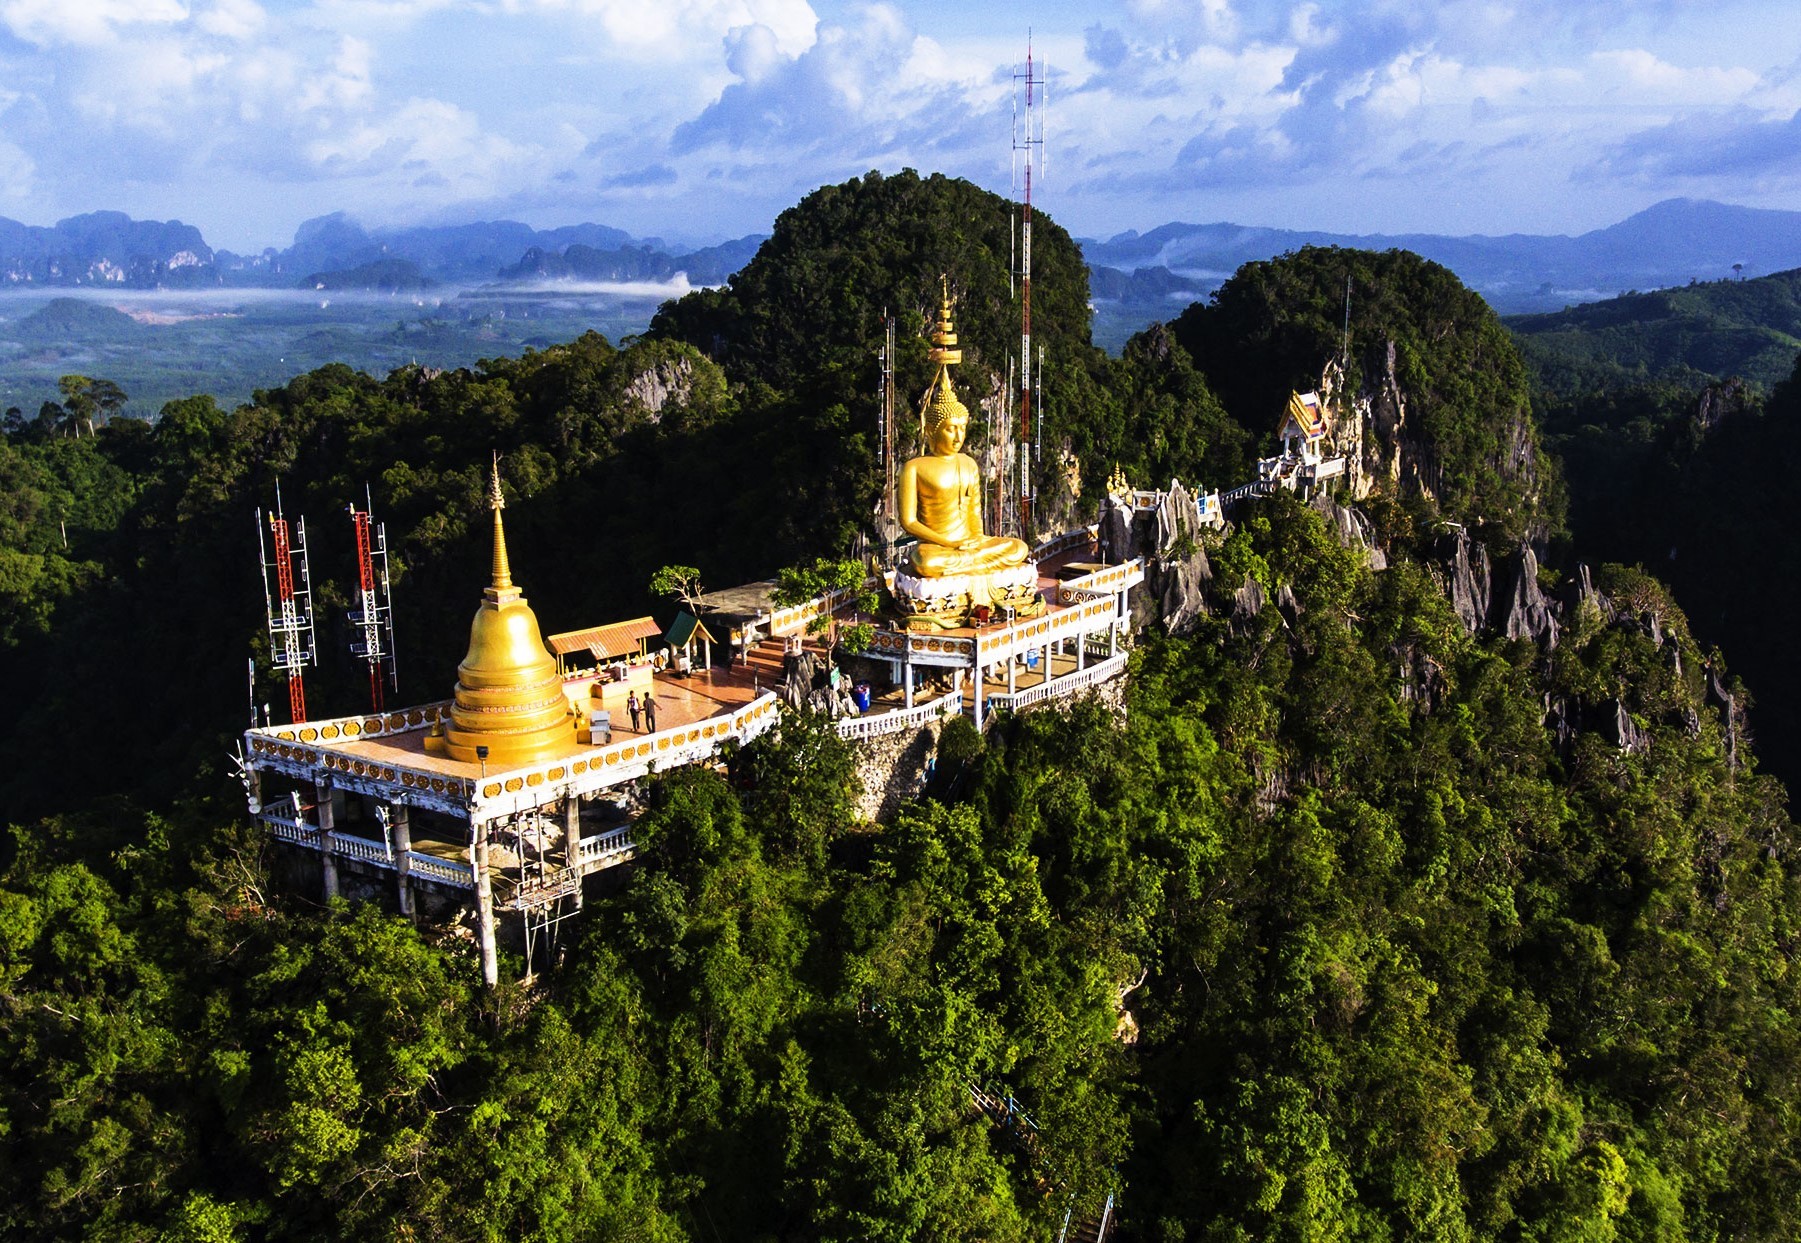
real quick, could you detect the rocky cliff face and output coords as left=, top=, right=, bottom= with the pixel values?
left=1103, top=487, right=1215, bottom=637
left=1430, top=529, right=1560, bottom=647
left=623, top=354, right=698, bottom=420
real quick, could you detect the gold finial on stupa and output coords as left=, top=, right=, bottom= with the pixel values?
left=425, top=457, right=575, bottom=766
left=487, top=453, right=513, bottom=594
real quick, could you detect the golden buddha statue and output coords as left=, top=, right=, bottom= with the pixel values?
left=901, top=386, right=1030, bottom=576
left=900, top=286, right=1029, bottom=578
left=890, top=280, right=1041, bottom=629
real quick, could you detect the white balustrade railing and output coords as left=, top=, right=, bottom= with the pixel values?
left=987, top=654, right=1128, bottom=713
left=328, top=831, right=395, bottom=867
left=262, top=809, right=475, bottom=887
left=577, top=826, right=637, bottom=867
left=835, top=689, right=963, bottom=740
left=1032, top=525, right=1098, bottom=561
left=764, top=576, right=880, bottom=638
left=407, top=852, right=476, bottom=889
left=264, top=814, right=312, bottom=844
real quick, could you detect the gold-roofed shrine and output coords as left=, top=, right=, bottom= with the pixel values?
left=240, top=282, right=1145, bottom=988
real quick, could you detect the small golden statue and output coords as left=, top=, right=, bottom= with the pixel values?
left=1106, top=464, right=1132, bottom=504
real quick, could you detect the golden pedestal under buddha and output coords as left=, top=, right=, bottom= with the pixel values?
left=425, top=461, right=577, bottom=766
left=891, top=285, right=1043, bottom=630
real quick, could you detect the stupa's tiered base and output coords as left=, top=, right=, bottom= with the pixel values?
left=892, top=561, right=1047, bottom=630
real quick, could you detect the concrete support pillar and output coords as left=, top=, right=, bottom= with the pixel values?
left=1041, top=643, right=1051, bottom=687
left=904, top=659, right=915, bottom=709
left=472, top=822, right=498, bottom=988
left=1008, top=652, right=1017, bottom=694
left=1078, top=628, right=1088, bottom=671
left=973, top=662, right=985, bottom=732
left=391, top=802, right=414, bottom=919
left=564, top=796, right=584, bottom=910
left=315, top=778, right=339, bottom=901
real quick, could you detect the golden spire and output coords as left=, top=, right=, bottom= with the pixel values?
left=923, top=274, right=965, bottom=436
left=425, top=456, right=574, bottom=767
left=928, top=274, right=961, bottom=367
left=488, top=453, right=513, bottom=594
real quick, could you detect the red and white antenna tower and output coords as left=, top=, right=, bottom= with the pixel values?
left=1012, top=33, right=1046, bottom=538
left=347, top=486, right=398, bottom=714
left=257, top=484, right=317, bottom=724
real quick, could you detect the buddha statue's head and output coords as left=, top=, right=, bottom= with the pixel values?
left=924, top=373, right=970, bottom=455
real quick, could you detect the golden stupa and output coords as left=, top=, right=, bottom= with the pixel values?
left=425, top=460, right=575, bottom=766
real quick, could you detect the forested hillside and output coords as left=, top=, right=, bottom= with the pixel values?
left=1507, top=273, right=1801, bottom=792
left=3, top=173, right=1799, bottom=1240
left=1509, top=268, right=1801, bottom=396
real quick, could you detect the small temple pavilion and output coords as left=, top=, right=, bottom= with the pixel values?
left=240, top=287, right=1143, bottom=986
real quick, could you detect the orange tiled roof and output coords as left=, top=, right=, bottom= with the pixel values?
left=547, top=616, right=660, bottom=659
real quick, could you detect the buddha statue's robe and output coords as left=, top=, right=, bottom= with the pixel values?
left=898, top=442, right=1030, bottom=578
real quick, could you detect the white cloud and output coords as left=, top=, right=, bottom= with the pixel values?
left=0, top=0, right=190, bottom=46
left=1588, top=48, right=1759, bottom=102
left=307, top=97, right=519, bottom=175
left=196, top=0, right=267, bottom=41
left=673, top=5, right=962, bottom=154
left=501, top=0, right=817, bottom=57
left=2, top=0, right=1799, bottom=249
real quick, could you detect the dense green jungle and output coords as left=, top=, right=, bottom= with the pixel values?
left=4, top=170, right=1800, bottom=1241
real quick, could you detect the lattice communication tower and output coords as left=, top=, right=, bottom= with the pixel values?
left=257, top=485, right=317, bottom=724
left=347, top=486, right=399, bottom=714
left=1011, top=34, right=1047, bottom=538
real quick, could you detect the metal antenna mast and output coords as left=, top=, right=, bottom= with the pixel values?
left=879, top=311, right=897, bottom=529
left=257, top=483, right=317, bottom=724
left=348, top=485, right=398, bottom=714
left=1013, top=33, right=1046, bottom=538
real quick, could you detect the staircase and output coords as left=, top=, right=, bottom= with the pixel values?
left=742, top=635, right=790, bottom=684
left=971, top=1083, right=1117, bottom=1242
left=1058, top=1195, right=1115, bottom=1243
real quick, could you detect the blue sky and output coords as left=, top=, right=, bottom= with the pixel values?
left=2, top=0, right=1800, bottom=250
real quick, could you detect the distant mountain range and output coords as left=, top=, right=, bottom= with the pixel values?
left=1080, top=199, right=1801, bottom=324
left=4, top=198, right=1800, bottom=330
left=0, top=209, right=767, bottom=293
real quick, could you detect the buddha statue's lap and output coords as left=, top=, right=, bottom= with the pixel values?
left=907, top=533, right=1029, bottom=577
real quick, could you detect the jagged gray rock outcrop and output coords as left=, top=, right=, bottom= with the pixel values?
left=1099, top=495, right=1134, bottom=565
left=623, top=354, right=696, bottom=420
left=1436, top=529, right=1493, bottom=634
left=1232, top=574, right=1267, bottom=629
left=1145, top=545, right=1212, bottom=637
left=1431, top=532, right=1560, bottom=647
left=1147, top=481, right=1214, bottom=635
left=1610, top=698, right=1648, bottom=753
left=1707, top=666, right=1745, bottom=773
left=1497, top=543, right=1559, bottom=648
left=1544, top=693, right=1579, bottom=754
left=782, top=650, right=818, bottom=710
left=1694, top=378, right=1756, bottom=433
left=1310, top=495, right=1387, bottom=570
left=1564, top=563, right=1616, bottom=622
